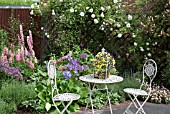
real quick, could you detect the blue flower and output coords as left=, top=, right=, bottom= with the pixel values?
left=74, top=70, right=79, bottom=76
left=66, top=63, right=72, bottom=70
left=62, top=70, right=72, bottom=79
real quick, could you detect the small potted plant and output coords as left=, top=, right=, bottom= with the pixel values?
left=91, top=48, right=117, bottom=79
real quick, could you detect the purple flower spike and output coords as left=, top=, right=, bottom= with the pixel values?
left=80, top=53, right=88, bottom=59
left=62, top=70, right=72, bottom=79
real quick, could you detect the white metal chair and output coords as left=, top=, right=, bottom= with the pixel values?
left=47, top=60, right=80, bottom=114
left=123, top=59, right=157, bottom=114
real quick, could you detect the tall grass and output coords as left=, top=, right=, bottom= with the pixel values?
left=0, top=79, right=36, bottom=113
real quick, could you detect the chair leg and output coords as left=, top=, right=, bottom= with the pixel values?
left=53, top=99, right=61, bottom=114
left=61, top=101, right=70, bottom=114
left=61, top=100, right=73, bottom=114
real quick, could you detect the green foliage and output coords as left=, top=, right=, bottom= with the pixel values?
left=33, top=0, right=136, bottom=62
left=129, top=0, right=170, bottom=82
left=0, top=29, right=9, bottom=53
left=112, top=76, right=141, bottom=99
left=0, top=99, right=16, bottom=114
left=0, top=80, right=36, bottom=106
left=162, top=51, right=170, bottom=89
left=7, top=14, right=21, bottom=44
left=0, top=0, right=34, bottom=5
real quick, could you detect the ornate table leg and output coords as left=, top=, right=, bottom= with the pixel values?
left=105, top=84, right=113, bottom=114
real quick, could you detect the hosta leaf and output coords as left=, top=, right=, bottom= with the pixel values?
left=45, top=102, right=51, bottom=111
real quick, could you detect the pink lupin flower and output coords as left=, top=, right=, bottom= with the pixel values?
left=9, top=57, right=13, bottom=64
left=27, top=36, right=33, bottom=52
left=56, top=51, right=72, bottom=64
left=29, top=62, right=34, bottom=70
left=3, top=47, right=9, bottom=55
left=34, top=57, right=38, bottom=63
left=11, top=53, right=14, bottom=61
left=20, top=25, right=24, bottom=45
left=8, top=53, right=15, bottom=63
left=25, top=48, right=28, bottom=56
left=31, top=50, right=35, bottom=58
left=16, top=49, right=21, bottom=62
left=0, top=54, right=7, bottom=62
left=29, top=30, right=33, bottom=45
left=20, top=46, right=25, bottom=62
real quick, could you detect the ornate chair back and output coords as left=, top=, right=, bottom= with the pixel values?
left=140, top=59, right=157, bottom=94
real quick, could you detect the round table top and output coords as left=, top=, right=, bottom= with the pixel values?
left=79, top=74, right=123, bottom=84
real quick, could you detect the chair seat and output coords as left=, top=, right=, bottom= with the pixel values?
left=124, top=88, right=148, bottom=96
left=53, top=93, right=80, bottom=101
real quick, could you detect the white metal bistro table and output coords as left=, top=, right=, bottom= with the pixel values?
left=79, top=74, right=123, bottom=114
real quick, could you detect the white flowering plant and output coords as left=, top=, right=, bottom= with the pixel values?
left=30, top=0, right=137, bottom=59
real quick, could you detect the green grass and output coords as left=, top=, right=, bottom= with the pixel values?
left=0, top=0, right=34, bottom=5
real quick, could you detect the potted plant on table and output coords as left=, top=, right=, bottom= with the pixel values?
left=91, top=48, right=117, bottom=79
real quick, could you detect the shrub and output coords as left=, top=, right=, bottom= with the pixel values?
left=162, top=51, right=170, bottom=89
left=0, top=99, right=16, bottom=114
left=0, top=29, right=9, bottom=53
left=0, top=80, right=36, bottom=107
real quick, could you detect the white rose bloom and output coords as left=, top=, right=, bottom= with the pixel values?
left=146, top=48, right=150, bottom=50
left=89, top=8, right=93, bottom=13
left=116, top=24, right=121, bottom=28
left=41, top=27, right=44, bottom=30
left=94, top=19, right=99, bottom=24
left=113, top=0, right=118, bottom=3
left=52, top=10, right=55, bottom=15
left=80, top=12, right=85, bottom=16
left=30, top=10, right=34, bottom=15
left=70, top=8, right=74, bottom=13
left=110, top=28, right=113, bottom=31
left=47, top=35, right=50, bottom=38
left=101, top=7, right=105, bottom=11
left=128, top=14, right=133, bottom=20
left=134, top=42, right=137, bottom=46
left=117, top=33, right=122, bottom=38
left=60, top=0, right=63, bottom=2
left=132, top=33, right=136, bottom=37
left=101, top=27, right=104, bottom=31
left=147, top=53, right=151, bottom=57
left=155, top=42, right=158, bottom=45
left=86, top=7, right=89, bottom=10
left=45, top=32, right=48, bottom=36
left=146, top=42, right=149, bottom=45
left=126, top=23, right=131, bottom=28
left=31, top=4, right=34, bottom=8
left=100, top=12, right=104, bottom=18
left=91, top=14, right=95, bottom=18
left=107, top=6, right=111, bottom=10
left=140, top=47, right=144, bottom=51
